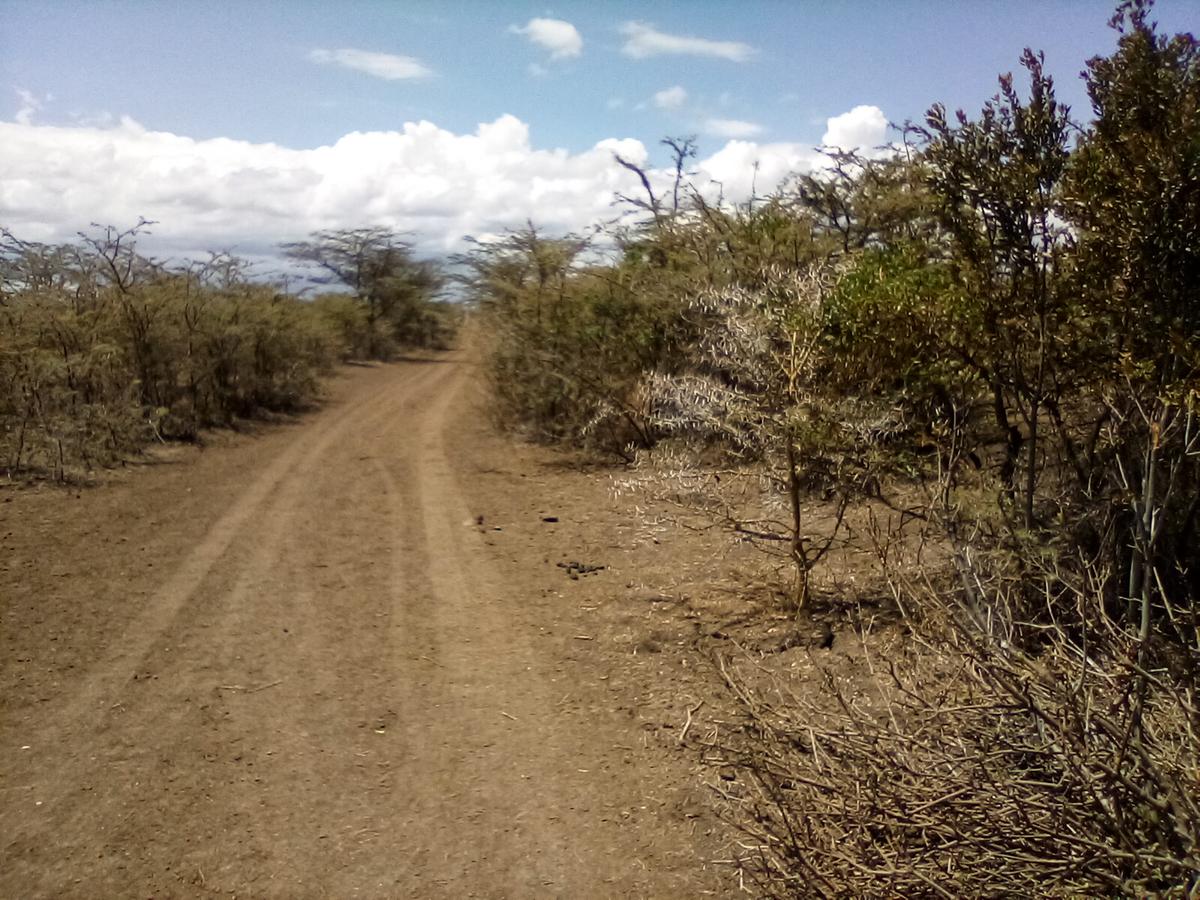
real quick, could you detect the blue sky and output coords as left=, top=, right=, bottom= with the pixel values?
left=1, top=1, right=1196, bottom=262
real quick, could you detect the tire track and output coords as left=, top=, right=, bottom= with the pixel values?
left=1, top=363, right=445, bottom=895
left=1, top=354, right=720, bottom=899
left=190, top=360, right=454, bottom=894
left=356, top=359, right=583, bottom=896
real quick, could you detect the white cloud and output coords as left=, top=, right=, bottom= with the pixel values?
left=620, top=22, right=754, bottom=62
left=528, top=62, right=549, bottom=78
left=606, top=97, right=625, bottom=110
left=652, top=85, right=688, bottom=110
left=697, top=140, right=823, bottom=200
left=0, top=106, right=882, bottom=261
left=703, top=118, right=764, bottom=139
left=0, top=115, right=654, bottom=255
left=821, top=105, right=888, bottom=151
left=14, top=88, right=50, bottom=126
left=511, top=18, right=583, bottom=60
left=308, top=48, right=433, bottom=81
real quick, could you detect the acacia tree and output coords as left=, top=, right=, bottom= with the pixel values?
left=282, top=228, right=442, bottom=358
left=629, top=262, right=889, bottom=609
left=453, top=224, right=587, bottom=434
left=455, top=223, right=679, bottom=454
left=787, top=149, right=932, bottom=257
left=612, top=135, right=698, bottom=223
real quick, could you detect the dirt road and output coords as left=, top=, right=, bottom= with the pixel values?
left=1, top=357, right=722, bottom=898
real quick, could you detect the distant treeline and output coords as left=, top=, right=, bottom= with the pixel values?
left=0, top=223, right=455, bottom=478
left=464, top=3, right=1199, bottom=895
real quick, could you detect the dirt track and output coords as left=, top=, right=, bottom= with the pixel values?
left=1, top=356, right=723, bottom=898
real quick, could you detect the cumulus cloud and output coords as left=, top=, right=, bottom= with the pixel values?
left=511, top=17, right=583, bottom=60
left=697, top=140, right=824, bottom=200
left=652, top=85, right=688, bottom=109
left=821, top=104, right=888, bottom=151
left=0, top=115, right=653, bottom=256
left=703, top=118, right=764, bottom=139
left=696, top=107, right=892, bottom=201
left=308, top=48, right=433, bottom=81
left=620, top=22, right=754, bottom=62
left=0, top=105, right=884, bottom=262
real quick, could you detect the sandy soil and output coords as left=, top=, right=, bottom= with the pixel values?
left=0, top=354, right=734, bottom=898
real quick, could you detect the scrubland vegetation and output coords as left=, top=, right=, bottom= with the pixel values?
left=3, top=1, right=1193, bottom=894
left=467, top=4, right=1199, bottom=895
left=0, top=222, right=453, bottom=479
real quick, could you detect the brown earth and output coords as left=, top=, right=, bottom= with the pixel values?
left=0, top=353, right=752, bottom=899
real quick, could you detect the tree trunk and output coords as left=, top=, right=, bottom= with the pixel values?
left=786, top=435, right=809, bottom=611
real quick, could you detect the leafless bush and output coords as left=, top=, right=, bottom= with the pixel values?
left=707, top=553, right=1200, bottom=898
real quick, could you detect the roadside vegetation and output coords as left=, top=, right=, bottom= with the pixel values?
left=467, top=3, right=1199, bottom=895
left=0, top=222, right=453, bottom=479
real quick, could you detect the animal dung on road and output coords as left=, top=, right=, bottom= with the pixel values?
left=557, top=560, right=606, bottom=580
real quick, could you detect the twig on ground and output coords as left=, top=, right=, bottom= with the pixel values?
left=679, top=699, right=705, bottom=746
left=215, top=680, right=283, bottom=694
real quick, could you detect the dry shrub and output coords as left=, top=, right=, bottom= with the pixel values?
left=709, top=568, right=1199, bottom=898
left=1, top=228, right=345, bottom=479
